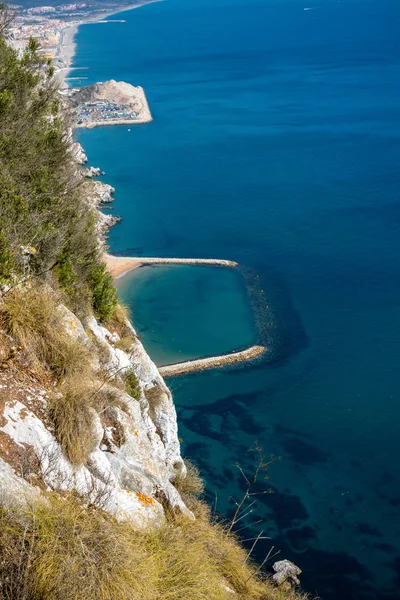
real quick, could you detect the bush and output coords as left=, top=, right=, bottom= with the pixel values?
left=89, top=264, right=118, bottom=323
left=0, top=26, right=116, bottom=319
left=124, top=369, right=141, bottom=400
left=0, top=231, right=14, bottom=283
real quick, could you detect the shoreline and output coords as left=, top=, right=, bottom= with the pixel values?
left=57, top=1, right=160, bottom=86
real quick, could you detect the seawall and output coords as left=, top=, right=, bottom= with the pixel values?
left=105, top=254, right=238, bottom=278
left=158, top=345, right=268, bottom=377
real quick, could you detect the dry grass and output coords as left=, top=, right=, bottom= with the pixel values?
left=48, top=378, right=97, bottom=465
left=0, top=285, right=100, bottom=465
left=0, top=285, right=91, bottom=381
left=115, top=336, right=135, bottom=352
left=0, top=494, right=308, bottom=600
left=173, top=459, right=204, bottom=506
left=105, top=303, right=135, bottom=340
left=0, top=496, right=154, bottom=600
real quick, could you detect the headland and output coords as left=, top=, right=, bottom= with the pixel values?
left=67, top=80, right=152, bottom=127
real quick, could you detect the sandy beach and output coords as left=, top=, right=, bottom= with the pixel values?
left=104, top=254, right=142, bottom=279
left=56, top=24, right=79, bottom=86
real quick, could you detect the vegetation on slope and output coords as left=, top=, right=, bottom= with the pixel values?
left=0, top=486, right=307, bottom=600
left=0, top=13, right=116, bottom=321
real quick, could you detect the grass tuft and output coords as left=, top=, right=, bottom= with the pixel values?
left=48, top=378, right=97, bottom=465
left=105, top=303, right=134, bottom=339
left=0, top=285, right=91, bottom=381
left=173, top=459, right=204, bottom=507
left=115, top=335, right=135, bottom=352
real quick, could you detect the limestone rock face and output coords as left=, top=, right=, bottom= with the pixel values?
left=82, top=166, right=102, bottom=178
left=0, top=304, right=191, bottom=527
left=83, top=180, right=118, bottom=233
left=72, top=141, right=88, bottom=165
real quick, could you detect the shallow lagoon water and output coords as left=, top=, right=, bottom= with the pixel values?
left=75, top=1, right=400, bottom=598
left=115, top=265, right=256, bottom=365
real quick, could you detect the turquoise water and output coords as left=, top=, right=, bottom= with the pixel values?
left=74, top=1, right=400, bottom=598
left=115, top=265, right=256, bottom=365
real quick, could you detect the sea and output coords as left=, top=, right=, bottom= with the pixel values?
left=73, top=1, right=400, bottom=598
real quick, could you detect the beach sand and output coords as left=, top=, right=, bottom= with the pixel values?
left=103, top=254, right=142, bottom=279
left=56, top=24, right=79, bottom=86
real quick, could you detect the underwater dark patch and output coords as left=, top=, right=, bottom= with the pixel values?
left=178, top=391, right=265, bottom=439
left=256, top=484, right=309, bottom=531
left=285, top=525, right=317, bottom=552
left=241, top=264, right=309, bottom=365
left=274, top=423, right=313, bottom=440
left=373, top=542, right=396, bottom=555
left=357, top=522, right=382, bottom=538
left=183, top=442, right=210, bottom=464
left=279, top=436, right=330, bottom=465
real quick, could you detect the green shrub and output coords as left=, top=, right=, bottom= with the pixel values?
left=124, top=369, right=141, bottom=400
left=0, top=231, right=14, bottom=283
left=89, top=263, right=118, bottom=323
left=0, top=24, right=116, bottom=320
left=56, top=249, right=78, bottom=296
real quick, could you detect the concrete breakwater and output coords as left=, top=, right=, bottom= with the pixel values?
left=158, top=345, right=268, bottom=377
left=127, top=257, right=237, bottom=267
left=105, top=254, right=238, bottom=278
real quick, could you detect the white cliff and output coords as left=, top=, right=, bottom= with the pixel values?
left=0, top=303, right=192, bottom=528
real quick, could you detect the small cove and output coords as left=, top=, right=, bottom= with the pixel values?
left=115, top=264, right=257, bottom=366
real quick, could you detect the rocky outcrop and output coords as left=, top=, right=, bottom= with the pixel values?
left=272, top=560, right=302, bottom=590
left=0, top=304, right=191, bottom=528
left=82, top=166, right=103, bottom=178
left=82, top=179, right=118, bottom=233
left=72, top=141, right=88, bottom=165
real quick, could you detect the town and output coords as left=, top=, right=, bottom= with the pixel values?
left=8, top=4, right=87, bottom=60
left=76, top=100, right=139, bottom=126
left=8, top=1, right=145, bottom=67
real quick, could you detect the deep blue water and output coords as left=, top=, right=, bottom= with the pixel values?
left=74, top=1, right=400, bottom=598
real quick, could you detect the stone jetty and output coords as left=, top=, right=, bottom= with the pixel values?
left=105, top=254, right=238, bottom=278
left=158, top=345, right=267, bottom=377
